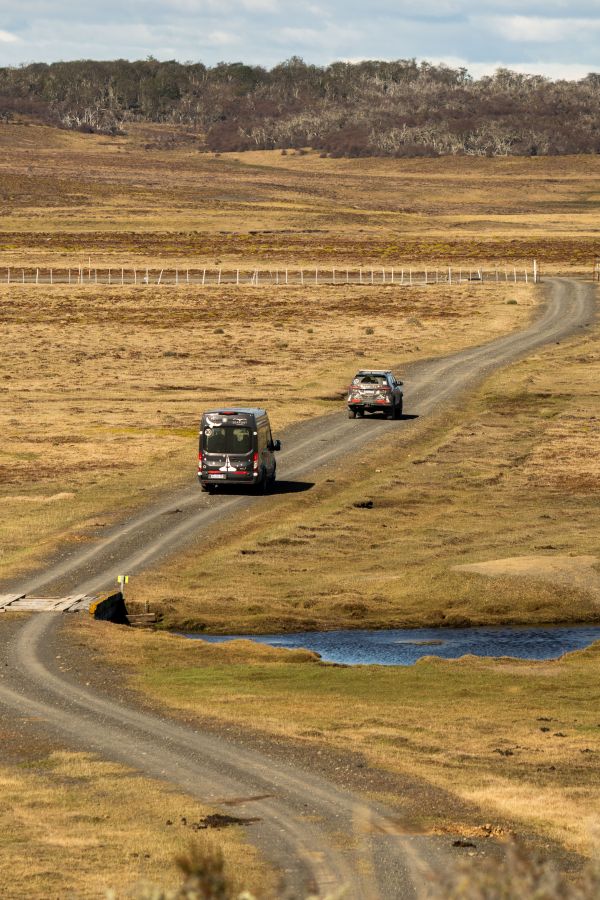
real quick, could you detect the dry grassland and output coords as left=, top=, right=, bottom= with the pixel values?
left=71, top=618, right=600, bottom=862
left=0, top=750, right=270, bottom=899
left=0, top=123, right=599, bottom=271
left=0, top=281, right=530, bottom=580
left=132, top=315, right=600, bottom=632
left=1, top=119, right=599, bottom=886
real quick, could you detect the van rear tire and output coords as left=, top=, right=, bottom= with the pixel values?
left=201, top=483, right=215, bottom=493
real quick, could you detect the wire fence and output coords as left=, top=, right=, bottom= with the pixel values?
left=1, top=263, right=540, bottom=287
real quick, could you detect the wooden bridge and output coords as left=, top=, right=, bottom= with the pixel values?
left=0, top=591, right=156, bottom=625
left=0, top=593, right=94, bottom=613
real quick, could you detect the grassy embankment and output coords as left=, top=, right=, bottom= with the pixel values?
left=0, top=750, right=271, bottom=898
left=71, top=314, right=600, bottom=861
left=71, top=616, right=600, bottom=863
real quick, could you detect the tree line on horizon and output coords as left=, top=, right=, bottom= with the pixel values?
left=1, top=57, right=599, bottom=157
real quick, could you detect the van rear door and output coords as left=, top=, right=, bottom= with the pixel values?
left=202, top=424, right=254, bottom=481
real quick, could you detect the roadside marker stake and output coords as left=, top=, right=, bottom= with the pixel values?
left=117, top=574, right=129, bottom=599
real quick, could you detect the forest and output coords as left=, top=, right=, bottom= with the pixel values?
left=1, top=57, right=599, bottom=157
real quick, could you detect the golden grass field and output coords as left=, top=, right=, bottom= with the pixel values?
left=1, top=120, right=600, bottom=892
left=0, top=279, right=533, bottom=581
left=0, top=750, right=271, bottom=898
left=0, top=122, right=599, bottom=271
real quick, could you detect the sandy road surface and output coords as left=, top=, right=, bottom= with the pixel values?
left=0, top=279, right=595, bottom=898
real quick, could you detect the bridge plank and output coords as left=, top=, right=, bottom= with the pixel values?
left=48, top=594, right=88, bottom=611
left=0, top=594, right=26, bottom=610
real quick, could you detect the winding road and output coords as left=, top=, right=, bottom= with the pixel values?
left=0, top=279, right=595, bottom=898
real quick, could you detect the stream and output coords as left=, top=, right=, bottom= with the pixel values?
left=184, top=625, right=600, bottom=666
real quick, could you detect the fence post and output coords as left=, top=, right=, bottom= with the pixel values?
left=108, top=268, right=111, bottom=285
left=425, top=268, right=428, bottom=284
left=333, top=267, right=335, bottom=285
left=370, top=268, right=374, bottom=285
left=218, top=269, right=221, bottom=285
left=315, top=268, right=318, bottom=285
left=22, top=268, right=25, bottom=284
left=448, top=267, right=452, bottom=284
left=533, top=259, right=538, bottom=283
left=157, top=269, right=163, bottom=285
left=409, top=269, right=412, bottom=285
left=391, top=268, right=394, bottom=284
left=346, top=268, right=349, bottom=284
left=36, top=268, right=39, bottom=285
left=186, top=269, right=189, bottom=284
left=300, top=269, right=304, bottom=285
left=175, top=269, right=179, bottom=286
left=50, top=268, right=53, bottom=285
left=236, top=269, right=239, bottom=286
left=121, top=267, right=124, bottom=285
left=134, top=268, right=137, bottom=285
left=513, top=268, right=517, bottom=283
left=359, top=268, right=363, bottom=285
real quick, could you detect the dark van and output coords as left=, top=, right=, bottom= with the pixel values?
left=198, top=408, right=281, bottom=492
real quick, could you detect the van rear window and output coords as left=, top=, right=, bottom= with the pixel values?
left=204, top=426, right=252, bottom=454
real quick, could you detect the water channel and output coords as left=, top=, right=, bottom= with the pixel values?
left=184, top=625, right=600, bottom=666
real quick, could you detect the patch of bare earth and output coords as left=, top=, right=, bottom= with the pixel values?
left=454, top=556, right=600, bottom=603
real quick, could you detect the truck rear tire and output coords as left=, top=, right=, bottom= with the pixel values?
left=348, top=409, right=356, bottom=419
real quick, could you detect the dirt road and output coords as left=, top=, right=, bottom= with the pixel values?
left=0, top=279, right=595, bottom=898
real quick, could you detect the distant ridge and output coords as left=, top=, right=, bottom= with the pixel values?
left=1, top=58, right=599, bottom=157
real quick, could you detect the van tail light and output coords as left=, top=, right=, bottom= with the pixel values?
left=198, top=451, right=203, bottom=470
left=253, top=452, right=259, bottom=472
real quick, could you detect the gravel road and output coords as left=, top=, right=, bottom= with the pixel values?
left=0, top=278, right=595, bottom=898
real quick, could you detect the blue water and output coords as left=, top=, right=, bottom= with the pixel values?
left=183, top=626, right=600, bottom=666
